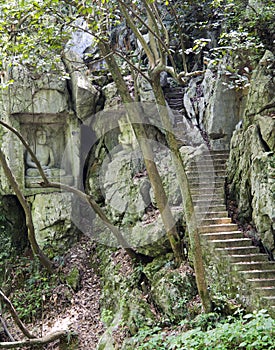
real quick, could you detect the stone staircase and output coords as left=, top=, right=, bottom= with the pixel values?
left=187, top=150, right=275, bottom=317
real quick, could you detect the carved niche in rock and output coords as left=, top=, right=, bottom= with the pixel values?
left=17, top=114, right=74, bottom=188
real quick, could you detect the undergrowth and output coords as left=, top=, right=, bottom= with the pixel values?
left=129, top=309, right=275, bottom=350
left=9, top=258, right=59, bottom=323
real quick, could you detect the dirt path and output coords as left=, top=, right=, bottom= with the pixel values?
left=40, top=236, right=105, bottom=349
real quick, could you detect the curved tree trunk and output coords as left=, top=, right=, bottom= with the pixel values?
left=150, top=73, right=212, bottom=312
left=99, top=42, right=184, bottom=265
left=0, top=148, right=54, bottom=273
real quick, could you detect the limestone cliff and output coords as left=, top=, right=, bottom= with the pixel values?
left=227, top=51, right=275, bottom=255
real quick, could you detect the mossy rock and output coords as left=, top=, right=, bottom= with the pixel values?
left=149, top=264, right=197, bottom=322
left=65, top=267, right=81, bottom=291
left=121, top=288, right=155, bottom=334
left=143, top=253, right=174, bottom=281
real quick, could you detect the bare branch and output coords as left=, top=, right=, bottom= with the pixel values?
left=0, top=315, right=15, bottom=342
left=118, top=0, right=178, bottom=73
left=0, top=147, right=53, bottom=272
left=119, top=2, right=155, bottom=67
left=113, top=49, right=151, bottom=83
left=0, top=290, right=35, bottom=339
left=38, top=181, right=144, bottom=261
left=0, top=120, right=49, bottom=185
left=0, top=330, right=73, bottom=349
left=142, top=0, right=161, bottom=63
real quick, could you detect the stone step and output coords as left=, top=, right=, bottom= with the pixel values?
left=215, top=246, right=260, bottom=255
left=192, top=194, right=224, bottom=202
left=247, top=278, right=275, bottom=287
left=198, top=154, right=229, bottom=160
left=201, top=232, right=243, bottom=241
left=255, top=286, right=275, bottom=297
left=209, top=150, right=230, bottom=155
left=201, top=217, right=231, bottom=225
left=189, top=161, right=227, bottom=169
left=211, top=238, right=252, bottom=248
left=188, top=164, right=226, bottom=172
left=194, top=199, right=225, bottom=206
left=189, top=180, right=225, bottom=188
left=197, top=211, right=229, bottom=219
left=262, top=296, right=275, bottom=306
left=239, top=270, right=275, bottom=280
left=199, top=223, right=238, bottom=233
left=233, top=261, right=275, bottom=272
left=189, top=181, right=226, bottom=188
left=190, top=187, right=225, bottom=195
left=229, top=254, right=269, bottom=263
left=187, top=170, right=227, bottom=178
left=194, top=204, right=227, bottom=212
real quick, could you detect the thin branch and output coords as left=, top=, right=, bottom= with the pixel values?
left=0, top=330, right=72, bottom=349
left=142, top=0, right=161, bottom=63
left=0, top=290, right=35, bottom=339
left=150, top=1, right=169, bottom=64
left=246, top=100, right=275, bottom=117
left=113, top=49, right=152, bottom=83
left=118, top=2, right=155, bottom=67
left=0, top=120, right=49, bottom=185
left=0, top=147, right=54, bottom=272
left=169, top=3, right=188, bottom=74
left=0, top=315, right=15, bottom=342
left=0, top=122, right=144, bottom=262
left=117, top=0, right=178, bottom=72
left=38, top=181, right=145, bottom=261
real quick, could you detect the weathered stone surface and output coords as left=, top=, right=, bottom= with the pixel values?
left=228, top=51, right=275, bottom=254
left=64, top=50, right=99, bottom=121
left=29, top=192, right=76, bottom=251
left=143, top=257, right=197, bottom=322
left=243, top=50, right=275, bottom=124
left=99, top=148, right=149, bottom=225
left=2, top=65, right=69, bottom=115
left=137, top=76, right=156, bottom=103
left=102, top=82, right=121, bottom=110
left=131, top=207, right=183, bottom=257
left=202, top=65, right=240, bottom=150
left=98, top=247, right=156, bottom=341
left=228, top=124, right=275, bottom=247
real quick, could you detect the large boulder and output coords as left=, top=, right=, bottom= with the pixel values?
left=29, top=192, right=78, bottom=252
left=202, top=63, right=240, bottom=150
left=143, top=256, right=197, bottom=322
left=227, top=51, right=275, bottom=254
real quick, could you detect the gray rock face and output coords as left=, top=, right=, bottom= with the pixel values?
left=64, top=50, right=100, bottom=121
left=0, top=23, right=100, bottom=250
left=29, top=192, right=77, bottom=251
left=227, top=51, right=275, bottom=254
left=143, top=256, right=197, bottom=322
left=243, top=50, right=275, bottom=124
left=202, top=63, right=240, bottom=150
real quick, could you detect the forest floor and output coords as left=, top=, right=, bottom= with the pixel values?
left=41, top=236, right=106, bottom=349
left=4, top=236, right=109, bottom=349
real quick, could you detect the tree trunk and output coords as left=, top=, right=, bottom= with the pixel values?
left=0, top=149, right=54, bottom=273
left=99, top=42, right=184, bottom=265
left=150, top=73, right=212, bottom=312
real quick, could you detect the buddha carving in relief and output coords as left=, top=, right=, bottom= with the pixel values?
left=26, top=128, right=65, bottom=177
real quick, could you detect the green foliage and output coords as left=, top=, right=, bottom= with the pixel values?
left=0, top=0, right=70, bottom=75
left=10, top=258, right=58, bottom=322
left=129, top=310, right=275, bottom=350
left=0, top=212, right=15, bottom=284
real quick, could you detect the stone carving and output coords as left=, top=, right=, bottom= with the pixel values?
left=26, top=128, right=65, bottom=177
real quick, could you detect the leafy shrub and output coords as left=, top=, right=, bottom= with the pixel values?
left=130, top=310, right=275, bottom=350
left=11, top=258, right=58, bottom=323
